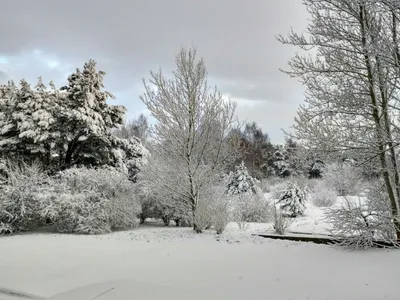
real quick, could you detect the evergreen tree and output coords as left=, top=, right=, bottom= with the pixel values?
left=59, top=59, right=127, bottom=169
left=268, top=145, right=292, bottom=178
left=226, top=161, right=258, bottom=196
left=0, top=81, right=19, bottom=157
left=228, top=122, right=274, bottom=179
left=277, top=182, right=307, bottom=217
left=0, top=61, right=148, bottom=175
left=309, top=159, right=325, bottom=179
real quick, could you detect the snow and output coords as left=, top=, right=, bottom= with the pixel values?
left=0, top=220, right=399, bottom=300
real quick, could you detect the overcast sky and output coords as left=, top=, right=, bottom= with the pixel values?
left=0, top=0, right=309, bottom=144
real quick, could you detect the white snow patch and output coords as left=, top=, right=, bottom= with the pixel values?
left=0, top=222, right=398, bottom=300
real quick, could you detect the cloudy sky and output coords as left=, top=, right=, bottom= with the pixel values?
left=0, top=0, right=309, bottom=144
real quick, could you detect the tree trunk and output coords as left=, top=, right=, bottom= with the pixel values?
left=360, top=5, right=400, bottom=240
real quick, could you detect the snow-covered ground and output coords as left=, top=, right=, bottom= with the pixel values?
left=0, top=216, right=399, bottom=300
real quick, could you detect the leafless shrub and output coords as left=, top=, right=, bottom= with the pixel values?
left=189, top=183, right=233, bottom=234
left=324, top=194, right=399, bottom=249
left=323, top=164, right=362, bottom=196
left=209, top=187, right=231, bottom=234
left=310, top=181, right=337, bottom=207
left=231, top=193, right=271, bottom=231
left=272, top=203, right=294, bottom=235
left=293, top=176, right=317, bottom=192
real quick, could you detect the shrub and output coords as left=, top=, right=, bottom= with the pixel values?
left=47, top=167, right=141, bottom=234
left=226, top=162, right=259, bottom=230
left=310, top=181, right=337, bottom=207
left=324, top=192, right=398, bottom=249
left=193, top=184, right=231, bottom=234
left=241, top=194, right=271, bottom=223
left=276, top=181, right=307, bottom=217
left=272, top=204, right=294, bottom=235
left=212, top=200, right=230, bottom=234
left=260, top=177, right=282, bottom=193
left=323, top=163, right=362, bottom=196
left=0, top=160, right=49, bottom=234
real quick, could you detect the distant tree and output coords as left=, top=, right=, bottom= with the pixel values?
left=115, top=113, right=151, bottom=143
left=140, top=47, right=238, bottom=233
left=267, top=145, right=292, bottom=178
left=229, top=122, right=274, bottom=179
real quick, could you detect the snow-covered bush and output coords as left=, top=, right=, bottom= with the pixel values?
left=259, top=177, right=282, bottom=193
left=226, top=161, right=259, bottom=230
left=323, top=163, right=362, bottom=196
left=276, top=181, right=307, bottom=217
left=46, top=167, right=141, bottom=234
left=135, top=176, right=193, bottom=227
left=325, top=192, right=398, bottom=249
left=272, top=204, right=294, bottom=235
left=293, top=176, right=317, bottom=192
left=240, top=194, right=271, bottom=223
left=193, top=184, right=232, bottom=234
left=212, top=199, right=230, bottom=234
left=308, top=159, right=325, bottom=179
left=0, top=161, right=50, bottom=234
left=310, top=181, right=337, bottom=207
left=111, top=137, right=149, bottom=182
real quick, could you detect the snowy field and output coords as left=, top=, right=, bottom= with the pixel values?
left=0, top=205, right=399, bottom=300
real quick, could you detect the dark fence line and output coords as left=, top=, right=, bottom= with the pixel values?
left=254, top=233, right=398, bottom=248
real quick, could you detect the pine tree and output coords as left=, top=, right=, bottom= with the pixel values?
left=226, top=161, right=258, bottom=196
left=59, top=60, right=127, bottom=168
left=0, top=81, right=19, bottom=156
left=277, top=182, right=307, bottom=217
left=309, top=159, right=325, bottom=179
left=19, top=78, right=59, bottom=164
left=226, top=161, right=259, bottom=230
left=268, top=146, right=292, bottom=178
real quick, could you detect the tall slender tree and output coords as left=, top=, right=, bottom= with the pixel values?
left=140, top=47, right=237, bottom=232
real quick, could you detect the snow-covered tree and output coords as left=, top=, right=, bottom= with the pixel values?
left=309, top=159, right=325, bottom=179
left=114, top=113, right=151, bottom=144
left=277, top=182, right=307, bottom=217
left=228, top=122, right=274, bottom=179
left=0, top=81, right=21, bottom=157
left=0, top=61, right=148, bottom=175
left=278, top=0, right=400, bottom=238
left=226, top=161, right=258, bottom=196
left=226, top=161, right=260, bottom=229
left=268, top=146, right=292, bottom=178
left=18, top=78, right=60, bottom=164
left=0, top=79, right=59, bottom=165
left=58, top=60, right=128, bottom=169
left=140, top=47, right=238, bottom=233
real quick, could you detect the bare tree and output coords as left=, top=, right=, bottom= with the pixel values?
left=278, top=0, right=400, bottom=239
left=140, top=47, right=237, bottom=233
left=115, top=113, right=151, bottom=143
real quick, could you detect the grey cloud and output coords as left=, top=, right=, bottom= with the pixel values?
left=0, top=70, right=8, bottom=84
left=0, top=0, right=308, bottom=81
left=0, top=0, right=309, bottom=141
